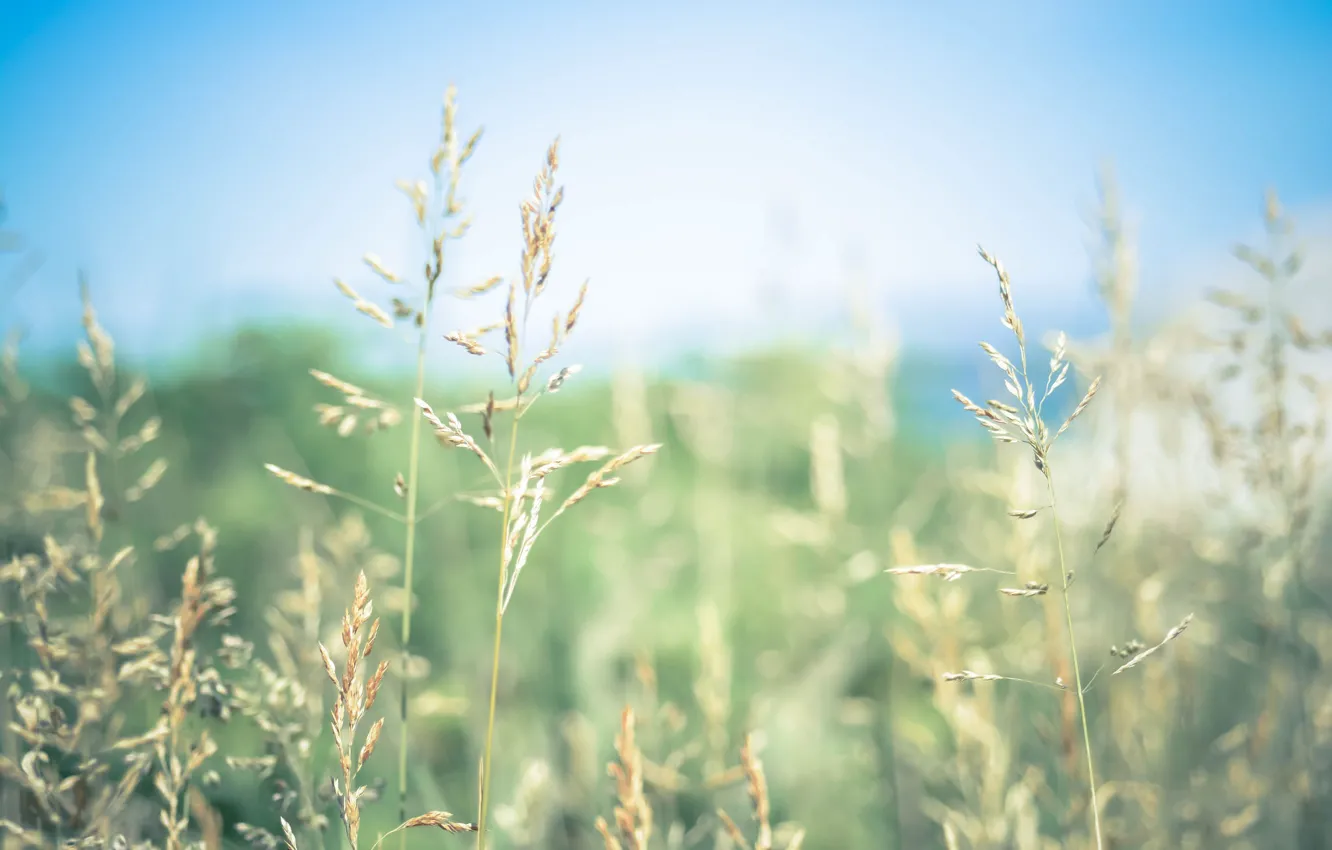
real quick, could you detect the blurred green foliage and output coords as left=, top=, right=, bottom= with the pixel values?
left=3, top=295, right=1331, bottom=850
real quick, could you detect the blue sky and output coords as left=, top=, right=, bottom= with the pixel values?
left=2, top=0, right=1330, bottom=371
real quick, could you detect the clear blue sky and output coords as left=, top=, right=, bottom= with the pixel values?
left=2, top=0, right=1330, bottom=368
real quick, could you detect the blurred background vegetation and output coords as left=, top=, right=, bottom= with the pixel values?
left=4, top=174, right=1332, bottom=849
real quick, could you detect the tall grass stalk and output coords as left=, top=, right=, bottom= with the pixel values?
left=1047, top=479, right=1103, bottom=849
left=891, top=246, right=1126, bottom=847
left=260, top=86, right=483, bottom=844
left=396, top=84, right=477, bottom=841
left=477, top=382, right=522, bottom=850
left=414, top=136, right=659, bottom=847
left=396, top=287, right=433, bottom=835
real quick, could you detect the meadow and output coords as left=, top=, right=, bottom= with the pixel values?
left=2, top=88, right=1330, bottom=850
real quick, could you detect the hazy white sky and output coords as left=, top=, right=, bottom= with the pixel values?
left=2, top=0, right=1330, bottom=368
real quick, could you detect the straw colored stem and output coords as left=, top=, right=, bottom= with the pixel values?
left=477, top=409, right=521, bottom=850
left=396, top=286, right=435, bottom=843
left=1047, top=474, right=1103, bottom=849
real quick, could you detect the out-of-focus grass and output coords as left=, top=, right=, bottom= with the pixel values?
left=3, top=281, right=1329, bottom=848
left=3, top=129, right=1331, bottom=850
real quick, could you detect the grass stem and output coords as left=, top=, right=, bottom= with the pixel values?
left=1047, top=474, right=1103, bottom=850
left=396, top=282, right=435, bottom=846
left=477, top=398, right=522, bottom=850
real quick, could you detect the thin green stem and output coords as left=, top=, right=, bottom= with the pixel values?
left=477, top=409, right=521, bottom=850
left=415, top=496, right=451, bottom=523
left=396, top=287, right=435, bottom=843
left=332, top=489, right=406, bottom=524
left=1047, top=473, right=1103, bottom=850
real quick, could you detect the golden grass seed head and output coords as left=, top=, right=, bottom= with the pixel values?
left=397, top=811, right=478, bottom=833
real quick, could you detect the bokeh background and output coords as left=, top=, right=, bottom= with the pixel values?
left=4, top=2, right=1332, bottom=848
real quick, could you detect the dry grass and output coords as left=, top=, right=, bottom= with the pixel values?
left=891, top=244, right=1118, bottom=847
left=0, top=291, right=236, bottom=850
left=882, top=239, right=1202, bottom=848
left=318, top=571, right=475, bottom=850
left=417, top=135, right=661, bottom=850
left=3, top=90, right=1332, bottom=850
left=263, top=87, right=662, bottom=850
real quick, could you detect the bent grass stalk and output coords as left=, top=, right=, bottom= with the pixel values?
left=1047, top=478, right=1102, bottom=847
left=959, top=246, right=1106, bottom=847
left=920, top=245, right=1182, bottom=844
left=970, top=246, right=1105, bottom=848
left=882, top=246, right=1183, bottom=848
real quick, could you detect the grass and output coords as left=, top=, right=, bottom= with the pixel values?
left=269, top=91, right=664, bottom=849
left=890, top=245, right=1122, bottom=847
left=2, top=86, right=1330, bottom=850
